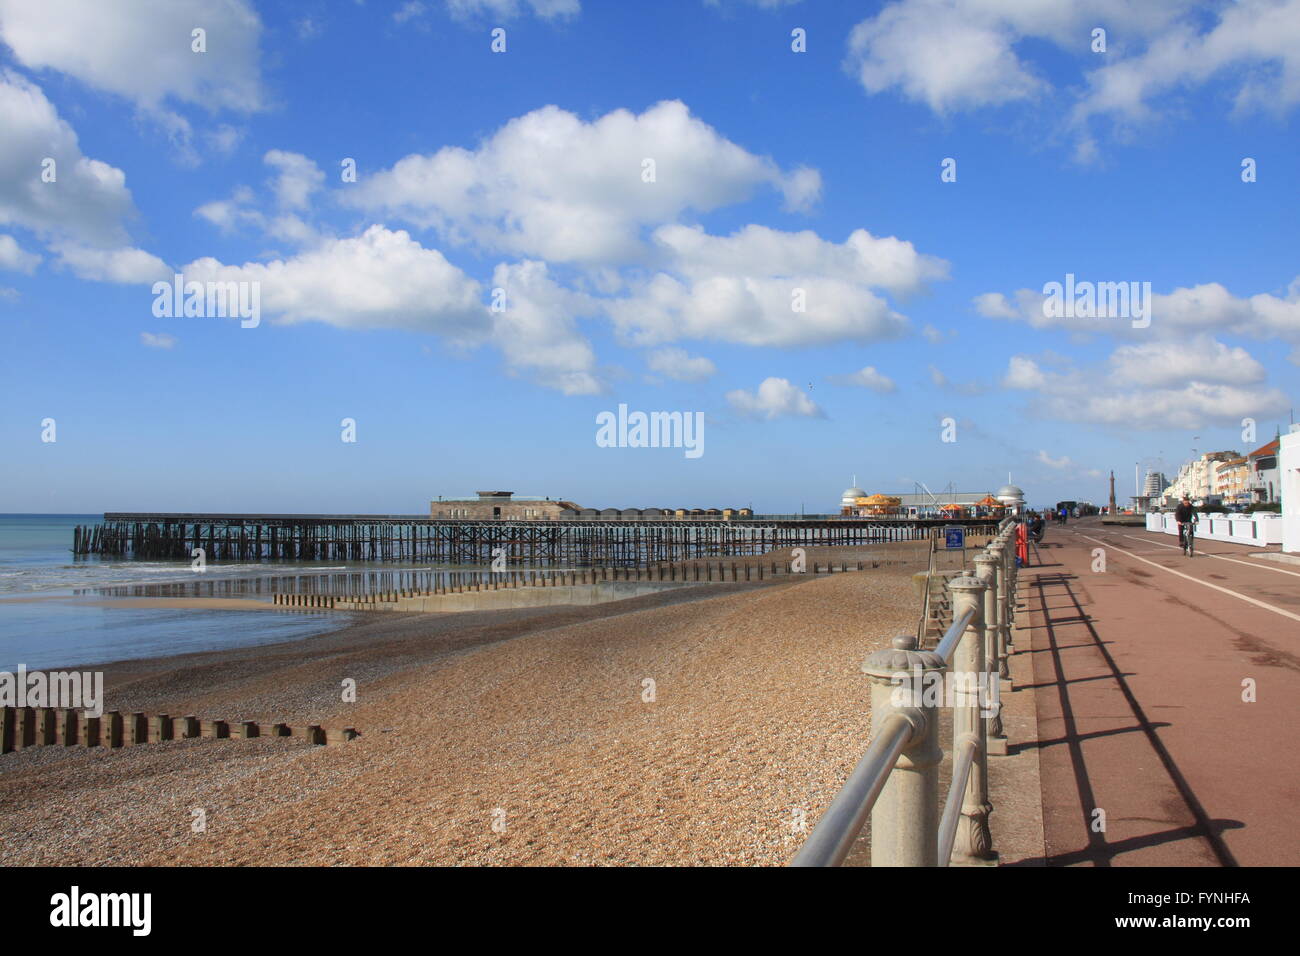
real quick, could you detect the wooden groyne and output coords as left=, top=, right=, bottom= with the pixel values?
left=0, top=706, right=357, bottom=753
left=73, top=513, right=998, bottom=566
left=273, top=558, right=890, bottom=609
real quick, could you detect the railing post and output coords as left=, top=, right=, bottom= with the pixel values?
left=996, top=535, right=1013, bottom=673
left=861, top=635, right=944, bottom=866
left=974, top=552, right=1007, bottom=756
left=947, top=575, right=997, bottom=864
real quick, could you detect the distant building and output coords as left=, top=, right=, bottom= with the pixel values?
left=1142, top=471, right=1167, bottom=498
left=431, top=491, right=751, bottom=519
left=995, top=484, right=1025, bottom=515
left=1213, top=457, right=1250, bottom=505
left=840, top=480, right=867, bottom=514
left=1247, top=437, right=1281, bottom=503
left=431, top=491, right=580, bottom=520
left=1164, top=451, right=1239, bottom=505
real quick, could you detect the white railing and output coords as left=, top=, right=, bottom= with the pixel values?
left=1145, top=511, right=1282, bottom=546
left=791, top=518, right=1019, bottom=867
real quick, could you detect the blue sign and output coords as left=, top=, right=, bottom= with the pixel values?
left=944, top=526, right=965, bottom=550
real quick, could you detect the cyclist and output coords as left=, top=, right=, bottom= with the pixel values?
left=1174, top=494, right=1198, bottom=554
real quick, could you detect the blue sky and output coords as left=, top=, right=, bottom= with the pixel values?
left=1, top=0, right=1297, bottom=514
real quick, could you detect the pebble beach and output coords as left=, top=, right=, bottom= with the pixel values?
left=0, top=545, right=925, bottom=866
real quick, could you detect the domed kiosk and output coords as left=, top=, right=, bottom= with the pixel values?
left=995, top=484, right=1025, bottom=514
left=840, top=482, right=867, bottom=514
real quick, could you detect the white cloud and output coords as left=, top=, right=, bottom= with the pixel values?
left=605, top=222, right=943, bottom=348
left=978, top=277, right=1300, bottom=343
left=1002, top=355, right=1047, bottom=390
left=921, top=323, right=953, bottom=344
left=0, top=234, right=41, bottom=273
left=194, top=153, right=324, bottom=246
left=140, top=331, right=177, bottom=349
left=264, top=150, right=324, bottom=211
left=1037, top=450, right=1073, bottom=470
left=0, top=0, right=264, bottom=112
left=1108, top=337, right=1266, bottom=387
left=645, top=347, right=716, bottom=383
left=608, top=271, right=909, bottom=348
left=446, top=0, right=580, bottom=21
left=393, top=2, right=427, bottom=23
left=652, top=223, right=945, bottom=298
left=845, top=1, right=1299, bottom=151
left=0, top=71, right=139, bottom=247
left=180, top=225, right=485, bottom=336
left=345, top=100, right=821, bottom=265
left=53, top=243, right=168, bottom=283
left=705, top=0, right=802, bottom=7
left=726, top=377, right=823, bottom=420
left=847, top=1, right=1045, bottom=114
left=1001, top=347, right=1290, bottom=430
left=488, top=259, right=601, bottom=395
left=928, top=363, right=986, bottom=394
left=1074, top=0, right=1300, bottom=127
left=834, top=365, right=897, bottom=393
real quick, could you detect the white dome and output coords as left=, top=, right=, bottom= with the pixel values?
left=841, top=487, right=867, bottom=504
left=996, top=485, right=1024, bottom=499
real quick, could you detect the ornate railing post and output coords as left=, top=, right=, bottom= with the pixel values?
left=948, top=575, right=997, bottom=864
left=862, top=635, right=944, bottom=866
left=974, top=552, right=1008, bottom=756
left=1000, top=531, right=1016, bottom=653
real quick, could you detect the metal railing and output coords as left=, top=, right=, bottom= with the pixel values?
left=791, top=518, right=1021, bottom=867
left=915, top=535, right=937, bottom=645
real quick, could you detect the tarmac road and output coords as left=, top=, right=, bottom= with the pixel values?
left=1020, top=518, right=1299, bottom=866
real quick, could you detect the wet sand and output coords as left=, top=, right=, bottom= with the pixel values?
left=0, top=544, right=927, bottom=866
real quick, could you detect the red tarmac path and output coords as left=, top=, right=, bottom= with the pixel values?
left=1018, top=518, right=1299, bottom=866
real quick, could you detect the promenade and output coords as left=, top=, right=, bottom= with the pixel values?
left=1013, top=518, right=1299, bottom=866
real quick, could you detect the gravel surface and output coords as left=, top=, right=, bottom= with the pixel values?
left=0, top=545, right=924, bottom=866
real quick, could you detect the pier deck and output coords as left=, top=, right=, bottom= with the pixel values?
left=73, top=513, right=999, bottom=566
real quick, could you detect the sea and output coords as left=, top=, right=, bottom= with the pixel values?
left=0, top=514, right=491, bottom=671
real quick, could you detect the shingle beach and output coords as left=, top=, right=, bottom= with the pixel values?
left=0, top=546, right=924, bottom=866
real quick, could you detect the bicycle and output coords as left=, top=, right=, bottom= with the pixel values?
left=1180, top=520, right=1196, bottom=557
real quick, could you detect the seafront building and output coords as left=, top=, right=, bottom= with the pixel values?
left=1142, top=471, right=1167, bottom=499
left=1247, top=438, right=1281, bottom=503
left=1160, top=440, right=1283, bottom=508
left=1163, top=451, right=1238, bottom=505
left=1213, top=457, right=1250, bottom=506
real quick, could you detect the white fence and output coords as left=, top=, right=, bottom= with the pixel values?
left=1145, top=511, right=1282, bottom=547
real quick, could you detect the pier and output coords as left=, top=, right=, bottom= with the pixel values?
left=72, top=513, right=1000, bottom=567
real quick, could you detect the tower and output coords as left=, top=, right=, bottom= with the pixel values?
left=1108, top=470, right=1117, bottom=515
